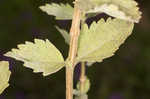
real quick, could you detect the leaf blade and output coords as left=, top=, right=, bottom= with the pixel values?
left=77, top=0, right=141, bottom=23
left=5, top=39, right=65, bottom=76
left=77, top=18, right=134, bottom=63
left=40, top=3, right=74, bottom=20
left=55, top=26, right=70, bottom=44
left=0, top=61, right=11, bottom=94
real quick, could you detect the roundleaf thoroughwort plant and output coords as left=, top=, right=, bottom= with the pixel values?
left=0, top=0, right=141, bottom=99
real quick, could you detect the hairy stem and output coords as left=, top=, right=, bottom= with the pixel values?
left=66, top=1, right=81, bottom=99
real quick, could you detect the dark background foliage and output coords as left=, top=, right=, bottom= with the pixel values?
left=0, top=0, right=150, bottom=99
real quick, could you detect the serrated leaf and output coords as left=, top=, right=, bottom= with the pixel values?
left=77, top=0, right=141, bottom=23
left=76, top=18, right=134, bottom=63
left=40, top=3, right=73, bottom=20
left=0, top=61, right=11, bottom=94
left=5, top=39, right=65, bottom=76
left=55, top=26, right=70, bottom=44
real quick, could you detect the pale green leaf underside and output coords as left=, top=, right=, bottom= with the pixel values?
left=0, top=61, right=11, bottom=94
left=77, top=0, right=141, bottom=23
left=5, top=39, right=65, bottom=76
left=40, top=3, right=73, bottom=20
left=77, top=18, right=134, bottom=63
left=55, top=26, right=70, bottom=44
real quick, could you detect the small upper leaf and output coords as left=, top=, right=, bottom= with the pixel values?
left=77, top=0, right=141, bottom=23
left=5, top=39, right=65, bottom=76
left=40, top=3, right=74, bottom=20
left=0, top=61, right=11, bottom=94
left=76, top=18, right=134, bottom=63
left=55, top=26, right=70, bottom=44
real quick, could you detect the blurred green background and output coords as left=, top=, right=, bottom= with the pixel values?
left=0, top=0, right=150, bottom=99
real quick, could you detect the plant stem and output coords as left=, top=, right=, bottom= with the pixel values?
left=66, top=66, right=74, bottom=99
left=66, top=1, right=81, bottom=99
left=79, top=62, right=86, bottom=94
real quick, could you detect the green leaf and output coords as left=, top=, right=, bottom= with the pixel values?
left=55, top=26, right=70, bottom=44
left=5, top=39, right=65, bottom=76
left=0, top=61, right=11, bottom=94
left=40, top=3, right=74, bottom=20
left=77, top=0, right=141, bottom=23
left=77, top=18, right=134, bottom=63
